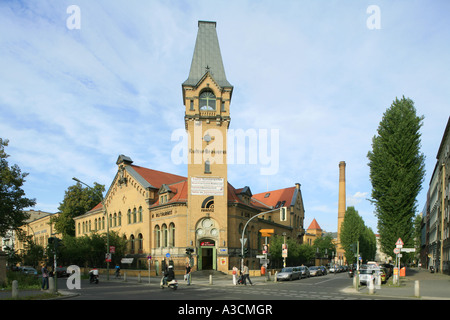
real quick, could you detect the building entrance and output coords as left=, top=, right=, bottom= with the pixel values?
left=198, top=240, right=216, bottom=270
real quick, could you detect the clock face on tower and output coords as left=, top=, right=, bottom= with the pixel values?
left=199, top=90, right=216, bottom=110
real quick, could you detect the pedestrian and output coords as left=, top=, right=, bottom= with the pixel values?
left=232, top=266, right=238, bottom=285
left=242, top=262, right=253, bottom=286
left=185, top=263, right=191, bottom=285
left=41, top=264, right=49, bottom=291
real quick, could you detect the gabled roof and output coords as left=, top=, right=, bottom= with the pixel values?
left=252, top=187, right=296, bottom=209
left=183, top=21, right=232, bottom=89
left=130, top=165, right=186, bottom=190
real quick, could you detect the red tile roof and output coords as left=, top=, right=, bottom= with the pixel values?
left=252, top=186, right=296, bottom=208
left=131, top=165, right=186, bottom=189
left=307, top=218, right=322, bottom=231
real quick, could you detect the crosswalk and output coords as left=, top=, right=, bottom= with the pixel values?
left=188, top=284, right=378, bottom=300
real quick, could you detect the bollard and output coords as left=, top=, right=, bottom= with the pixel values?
left=414, top=280, right=420, bottom=298
left=12, top=280, right=18, bottom=299
left=49, top=276, right=55, bottom=293
left=368, top=277, right=375, bottom=294
left=209, top=274, right=213, bottom=285
left=274, top=271, right=277, bottom=283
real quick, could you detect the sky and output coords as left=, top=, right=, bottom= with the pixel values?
left=1, top=0, right=449, bottom=234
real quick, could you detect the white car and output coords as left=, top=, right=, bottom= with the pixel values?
left=359, top=268, right=375, bottom=285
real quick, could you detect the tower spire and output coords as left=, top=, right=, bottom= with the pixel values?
left=183, top=21, right=232, bottom=89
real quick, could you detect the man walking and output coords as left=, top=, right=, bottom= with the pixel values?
left=185, top=263, right=191, bottom=285
left=242, top=262, right=253, bottom=286
left=41, top=264, right=49, bottom=291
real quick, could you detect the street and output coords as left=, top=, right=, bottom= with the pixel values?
left=62, top=271, right=394, bottom=301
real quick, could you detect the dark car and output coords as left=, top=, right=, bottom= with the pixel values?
left=56, top=266, right=69, bottom=278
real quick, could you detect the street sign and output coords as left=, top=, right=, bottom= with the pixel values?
left=393, top=248, right=400, bottom=254
left=121, top=258, right=133, bottom=264
left=109, top=246, right=115, bottom=253
left=396, top=238, right=404, bottom=246
left=166, top=253, right=171, bottom=258
left=401, top=248, right=416, bottom=253
left=256, top=255, right=266, bottom=259
left=147, top=255, right=152, bottom=260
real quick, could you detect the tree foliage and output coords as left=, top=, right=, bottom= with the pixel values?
left=270, top=235, right=315, bottom=266
left=53, top=182, right=105, bottom=237
left=340, top=206, right=376, bottom=263
left=367, top=97, right=425, bottom=256
left=0, top=138, right=36, bottom=237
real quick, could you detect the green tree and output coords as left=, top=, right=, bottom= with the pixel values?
left=313, top=234, right=336, bottom=259
left=53, top=182, right=105, bottom=236
left=367, top=96, right=425, bottom=256
left=0, top=138, right=36, bottom=237
left=340, top=206, right=364, bottom=263
left=340, top=206, right=377, bottom=263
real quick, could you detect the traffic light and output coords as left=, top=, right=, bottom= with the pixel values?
left=280, top=207, right=287, bottom=221
left=185, top=248, right=194, bottom=256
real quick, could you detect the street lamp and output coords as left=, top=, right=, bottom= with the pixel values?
left=72, top=177, right=110, bottom=280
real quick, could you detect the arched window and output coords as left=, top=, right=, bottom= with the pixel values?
left=138, top=206, right=142, bottom=222
left=162, top=224, right=168, bottom=247
left=169, top=223, right=175, bottom=247
left=199, top=90, right=216, bottom=110
left=130, top=234, right=135, bottom=253
left=118, top=211, right=122, bottom=226
left=132, top=208, right=137, bottom=223
left=204, top=160, right=211, bottom=174
left=127, top=209, right=131, bottom=224
left=138, top=233, right=143, bottom=252
left=154, top=225, right=161, bottom=248
left=113, top=213, right=117, bottom=227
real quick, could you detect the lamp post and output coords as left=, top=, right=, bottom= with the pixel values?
left=72, top=177, right=110, bottom=280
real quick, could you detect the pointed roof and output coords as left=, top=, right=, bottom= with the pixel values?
left=183, top=21, right=232, bottom=89
left=307, top=219, right=322, bottom=231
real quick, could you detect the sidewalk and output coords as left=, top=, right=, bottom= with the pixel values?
left=342, top=267, right=450, bottom=300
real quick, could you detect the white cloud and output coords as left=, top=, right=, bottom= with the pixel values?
left=1, top=1, right=449, bottom=231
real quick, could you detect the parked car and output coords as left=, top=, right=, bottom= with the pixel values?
left=309, top=266, right=323, bottom=277
left=298, top=266, right=310, bottom=278
left=318, top=266, right=328, bottom=275
left=19, top=266, right=38, bottom=276
left=56, top=266, right=69, bottom=278
left=276, top=267, right=301, bottom=281
left=329, top=265, right=338, bottom=273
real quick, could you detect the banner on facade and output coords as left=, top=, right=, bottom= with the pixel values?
left=191, top=177, right=224, bottom=196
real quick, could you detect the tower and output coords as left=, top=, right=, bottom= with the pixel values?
left=182, top=21, right=233, bottom=271
left=337, top=161, right=346, bottom=264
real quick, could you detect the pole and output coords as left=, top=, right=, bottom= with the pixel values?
left=240, top=207, right=282, bottom=273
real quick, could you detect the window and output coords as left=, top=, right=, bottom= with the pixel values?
left=113, top=213, right=117, bottom=227
left=138, top=206, right=143, bottom=222
left=118, top=211, right=122, bottom=226
left=169, top=223, right=175, bottom=247
left=130, top=234, right=135, bottom=253
left=127, top=209, right=131, bottom=224
left=204, top=160, right=211, bottom=174
left=132, top=208, right=137, bottom=223
left=138, top=233, right=143, bottom=252
left=199, top=90, right=216, bottom=110
left=162, top=224, right=168, bottom=247
left=154, top=225, right=161, bottom=248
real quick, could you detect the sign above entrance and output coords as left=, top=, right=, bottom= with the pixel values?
left=200, top=241, right=215, bottom=246
left=191, top=177, right=224, bottom=196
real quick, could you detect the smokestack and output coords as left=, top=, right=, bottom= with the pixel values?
left=337, top=161, right=346, bottom=260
